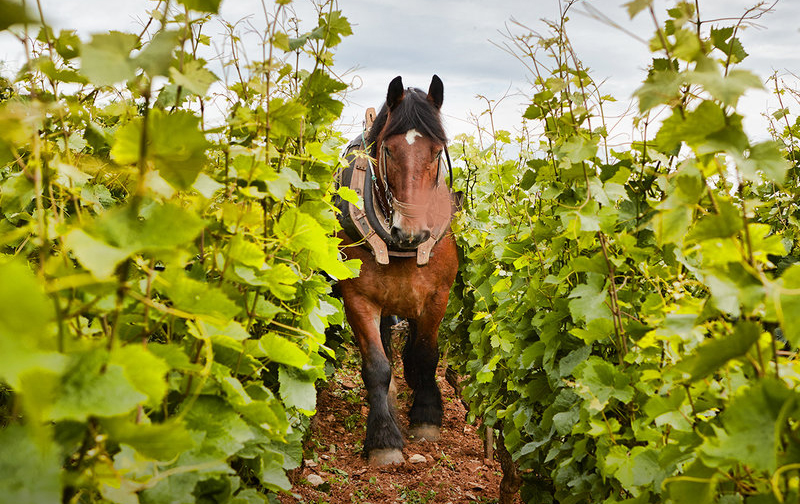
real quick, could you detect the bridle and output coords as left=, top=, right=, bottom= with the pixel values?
left=373, top=136, right=454, bottom=223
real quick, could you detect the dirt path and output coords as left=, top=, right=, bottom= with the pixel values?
left=278, top=348, right=512, bottom=503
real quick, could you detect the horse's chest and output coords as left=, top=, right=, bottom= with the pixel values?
left=375, top=270, right=435, bottom=317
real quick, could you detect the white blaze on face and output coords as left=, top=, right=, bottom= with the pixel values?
left=405, top=129, right=422, bottom=145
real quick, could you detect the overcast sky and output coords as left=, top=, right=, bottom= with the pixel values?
left=2, top=0, right=799, bottom=145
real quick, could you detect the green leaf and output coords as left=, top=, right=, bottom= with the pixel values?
left=0, top=0, right=34, bottom=31
left=577, top=201, right=601, bottom=232
left=268, top=98, right=306, bottom=139
left=654, top=101, right=726, bottom=152
left=700, top=379, right=796, bottom=472
left=568, top=280, right=612, bottom=324
left=299, top=70, right=346, bottom=126
left=63, top=228, right=130, bottom=279
left=258, top=449, right=292, bottom=491
left=228, top=235, right=266, bottom=268
left=772, top=264, right=800, bottom=347
left=644, top=388, right=692, bottom=432
left=160, top=269, right=241, bottom=322
left=102, top=417, right=196, bottom=460
left=664, top=460, right=717, bottom=504
left=317, top=11, right=352, bottom=47
left=231, top=489, right=269, bottom=504
left=574, top=356, right=634, bottom=413
left=169, top=59, right=218, bottom=96
left=336, top=185, right=361, bottom=209
left=686, top=59, right=762, bottom=107
left=556, top=135, right=598, bottom=163
left=652, top=205, right=692, bottom=247
left=0, top=261, right=65, bottom=389
left=33, top=58, right=88, bottom=84
left=176, top=0, right=222, bottom=13
left=183, top=396, right=254, bottom=457
left=711, top=27, right=748, bottom=63
left=624, top=0, right=653, bottom=19
left=277, top=207, right=328, bottom=256
left=605, top=446, right=661, bottom=491
left=675, top=321, right=760, bottom=381
left=0, top=260, right=54, bottom=343
left=65, top=202, right=205, bottom=279
left=0, top=425, right=61, bottom=503
left=635, top=68, right=681, bottom=112
left=50, top=349, right=147, bottom=421
left=278, top=367, right=317, bottom=414
left=111, top=109, right=210, bottom=189
left=688, top=199, right=742, bottom=241
left=705, top=263, right=764, bottom=317
left=258, top=333, right=309, bottom=368
left=136, top=30, right=180, bottom=77
left=672, top=28, right=702, bottom=61
left=53, top=29, right=81, bottom=60
left=730, top=141, right=790, bottom=184
left=110, top=345, right=170, bottom=405
left=80, top=31, right=138, bottom=86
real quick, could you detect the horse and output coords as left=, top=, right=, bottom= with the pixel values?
left=334, top=75, right=459, bottom=465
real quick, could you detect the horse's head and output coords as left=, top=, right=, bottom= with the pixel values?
left=370, top=75, right=447, bottom=249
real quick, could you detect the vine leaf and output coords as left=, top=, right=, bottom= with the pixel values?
left=160, top=269, right=241, bottom=322
left=49, top=350, right=147, bottom=422
left=257, top=333, right=309, bottom=369
left=80, top=31, right=138, bottom=86
left=0, top=425, right=61, bottom=503
left=176, top=0, right=222, bottom=13
left=169, top=59, right=218, bottom=96
left=700, top=379, right=797, bottom=473
left=279, top=367, right=317, bottom=414
left=64, top=202, right=205, bottom=279
left=687, top=199, right=742, bottom=241
left=624, top=0, right=653, bottom=19
left=111, top=109, right=210, bottom=190
left=137, top=30, right=180, bottom=78
left=101, top=417, right=196, bottom=460
left=772, top=264, right=800, bottom=346
left=675, top=320, right=760, bottom=381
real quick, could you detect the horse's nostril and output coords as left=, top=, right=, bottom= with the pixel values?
left=391, top=225, right=404, bottom=243
left=419, top=229, right=431, bottom=243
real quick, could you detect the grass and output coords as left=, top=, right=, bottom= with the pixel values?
left=393, top=483, right=437, bottom=504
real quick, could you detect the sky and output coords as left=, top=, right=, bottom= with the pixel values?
left=1, top=0, right=799, bottom=146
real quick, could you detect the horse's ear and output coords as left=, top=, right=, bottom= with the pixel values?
left=387, top=76, right=404, bottom=110
left=427, top=75, right=443, bottom=109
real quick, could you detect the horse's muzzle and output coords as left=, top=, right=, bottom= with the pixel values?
left=390, top=225, right=430, bottom=249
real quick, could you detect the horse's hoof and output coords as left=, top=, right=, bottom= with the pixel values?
left=410, top=424, right=440, bottom=442
left=368, top=448, right=405, bottom=466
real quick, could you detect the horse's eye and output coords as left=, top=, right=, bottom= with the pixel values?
left=382, top=146, right=392, bottom=159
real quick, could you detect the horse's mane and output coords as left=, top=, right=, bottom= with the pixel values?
left=366, top=87, right=447, bottom=158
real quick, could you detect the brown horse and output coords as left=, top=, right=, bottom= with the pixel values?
left=336, top=75, right=458, bottom=465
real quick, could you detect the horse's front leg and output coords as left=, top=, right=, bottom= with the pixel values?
left=403, top=310, right=445, bottom=442
left=344, top=298, right=405, bottom=465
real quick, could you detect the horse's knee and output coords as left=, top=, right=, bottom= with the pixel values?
left=403, top=340, right=439, bottom=390
left=362, top=353, right=392, bottom=392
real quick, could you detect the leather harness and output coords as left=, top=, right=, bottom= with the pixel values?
left=334, top=107, right=462, bottom=266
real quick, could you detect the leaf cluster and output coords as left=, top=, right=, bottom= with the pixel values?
left=444, top=3, right=800, bottom=503
left=0, top=1, right=355, bottom=502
